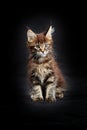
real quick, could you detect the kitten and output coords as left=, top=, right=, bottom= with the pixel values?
left=27, top=26, right=66, bottom=102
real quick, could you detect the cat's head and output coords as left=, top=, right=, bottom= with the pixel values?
left=27, top=26, right=54, bottom=58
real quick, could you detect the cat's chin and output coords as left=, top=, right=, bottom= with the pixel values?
left=41, top=54, right=47, bottom=57
left=37, top=51, right=48, bottom=58
left=37, top=54, right=47, bottom=58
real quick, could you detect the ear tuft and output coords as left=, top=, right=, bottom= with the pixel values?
left=27, top=29, right=36, bottom=42
left=46, top=26, right=55, bottom=39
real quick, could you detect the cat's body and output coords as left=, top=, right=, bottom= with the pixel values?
left=27, top=26, right=66, bottom=102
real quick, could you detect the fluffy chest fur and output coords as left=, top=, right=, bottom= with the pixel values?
left=35, top=63, right=52, bottom=84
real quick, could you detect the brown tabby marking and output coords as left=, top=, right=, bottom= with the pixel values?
left=27, top=26, right=66, bottom=102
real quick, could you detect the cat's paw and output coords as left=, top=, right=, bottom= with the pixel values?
left=56, top=92, right=64, bottom=99
left=56, top=87, right=65, bottom=99
left=33, top=97, right=44, bottom=101
left=31, top=95, right=44, bottom=101
left=46, top=97, right=56, bottom=102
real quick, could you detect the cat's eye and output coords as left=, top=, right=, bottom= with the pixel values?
left=34, top=46, right=39, bottom=50
left=36, top=44, right=40, bottom=48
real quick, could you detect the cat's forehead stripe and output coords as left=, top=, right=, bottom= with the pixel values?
left=37, top=33, right=45, bottom=43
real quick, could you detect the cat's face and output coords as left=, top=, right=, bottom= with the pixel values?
left=27, top=26, right=54, bottom=58
left=34, top=41, right=50, bottom=57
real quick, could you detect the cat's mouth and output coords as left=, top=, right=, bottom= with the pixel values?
left=40, top=53, right=47, bottom=57
left=36, top=51, right=48, bottom=58
left=32, top=51, right=50, bottom=60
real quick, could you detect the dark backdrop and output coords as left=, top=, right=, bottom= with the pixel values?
left=1, top=3, right=87, bottom=129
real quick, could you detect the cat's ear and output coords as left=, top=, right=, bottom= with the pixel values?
left=45, top=26, right=55, bottom=39
left=27, top=29, right=37, bottom=42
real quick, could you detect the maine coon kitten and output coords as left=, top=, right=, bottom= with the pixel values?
left=27, top=26, right=66, bottom=102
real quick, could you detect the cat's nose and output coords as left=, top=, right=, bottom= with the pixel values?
left=40, top=47, right=45, bottom=53
left=41, top=49, right=44, bottom=53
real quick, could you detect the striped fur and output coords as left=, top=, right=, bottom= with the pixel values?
left=27, top=26, right=66, bottom=102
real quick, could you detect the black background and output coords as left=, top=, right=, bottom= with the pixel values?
left=1, top=2, right=87, bottom=129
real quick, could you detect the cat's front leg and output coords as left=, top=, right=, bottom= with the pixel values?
left=30, top=85, right=43, bottom=101
left=45, top=76, right=57, bottom=102
left=46, top=84, right=56, bottom=102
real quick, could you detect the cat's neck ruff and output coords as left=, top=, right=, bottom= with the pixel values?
left=29, top=53, right=54, bottom=64
left=33, top=56, right=52, bottom=64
